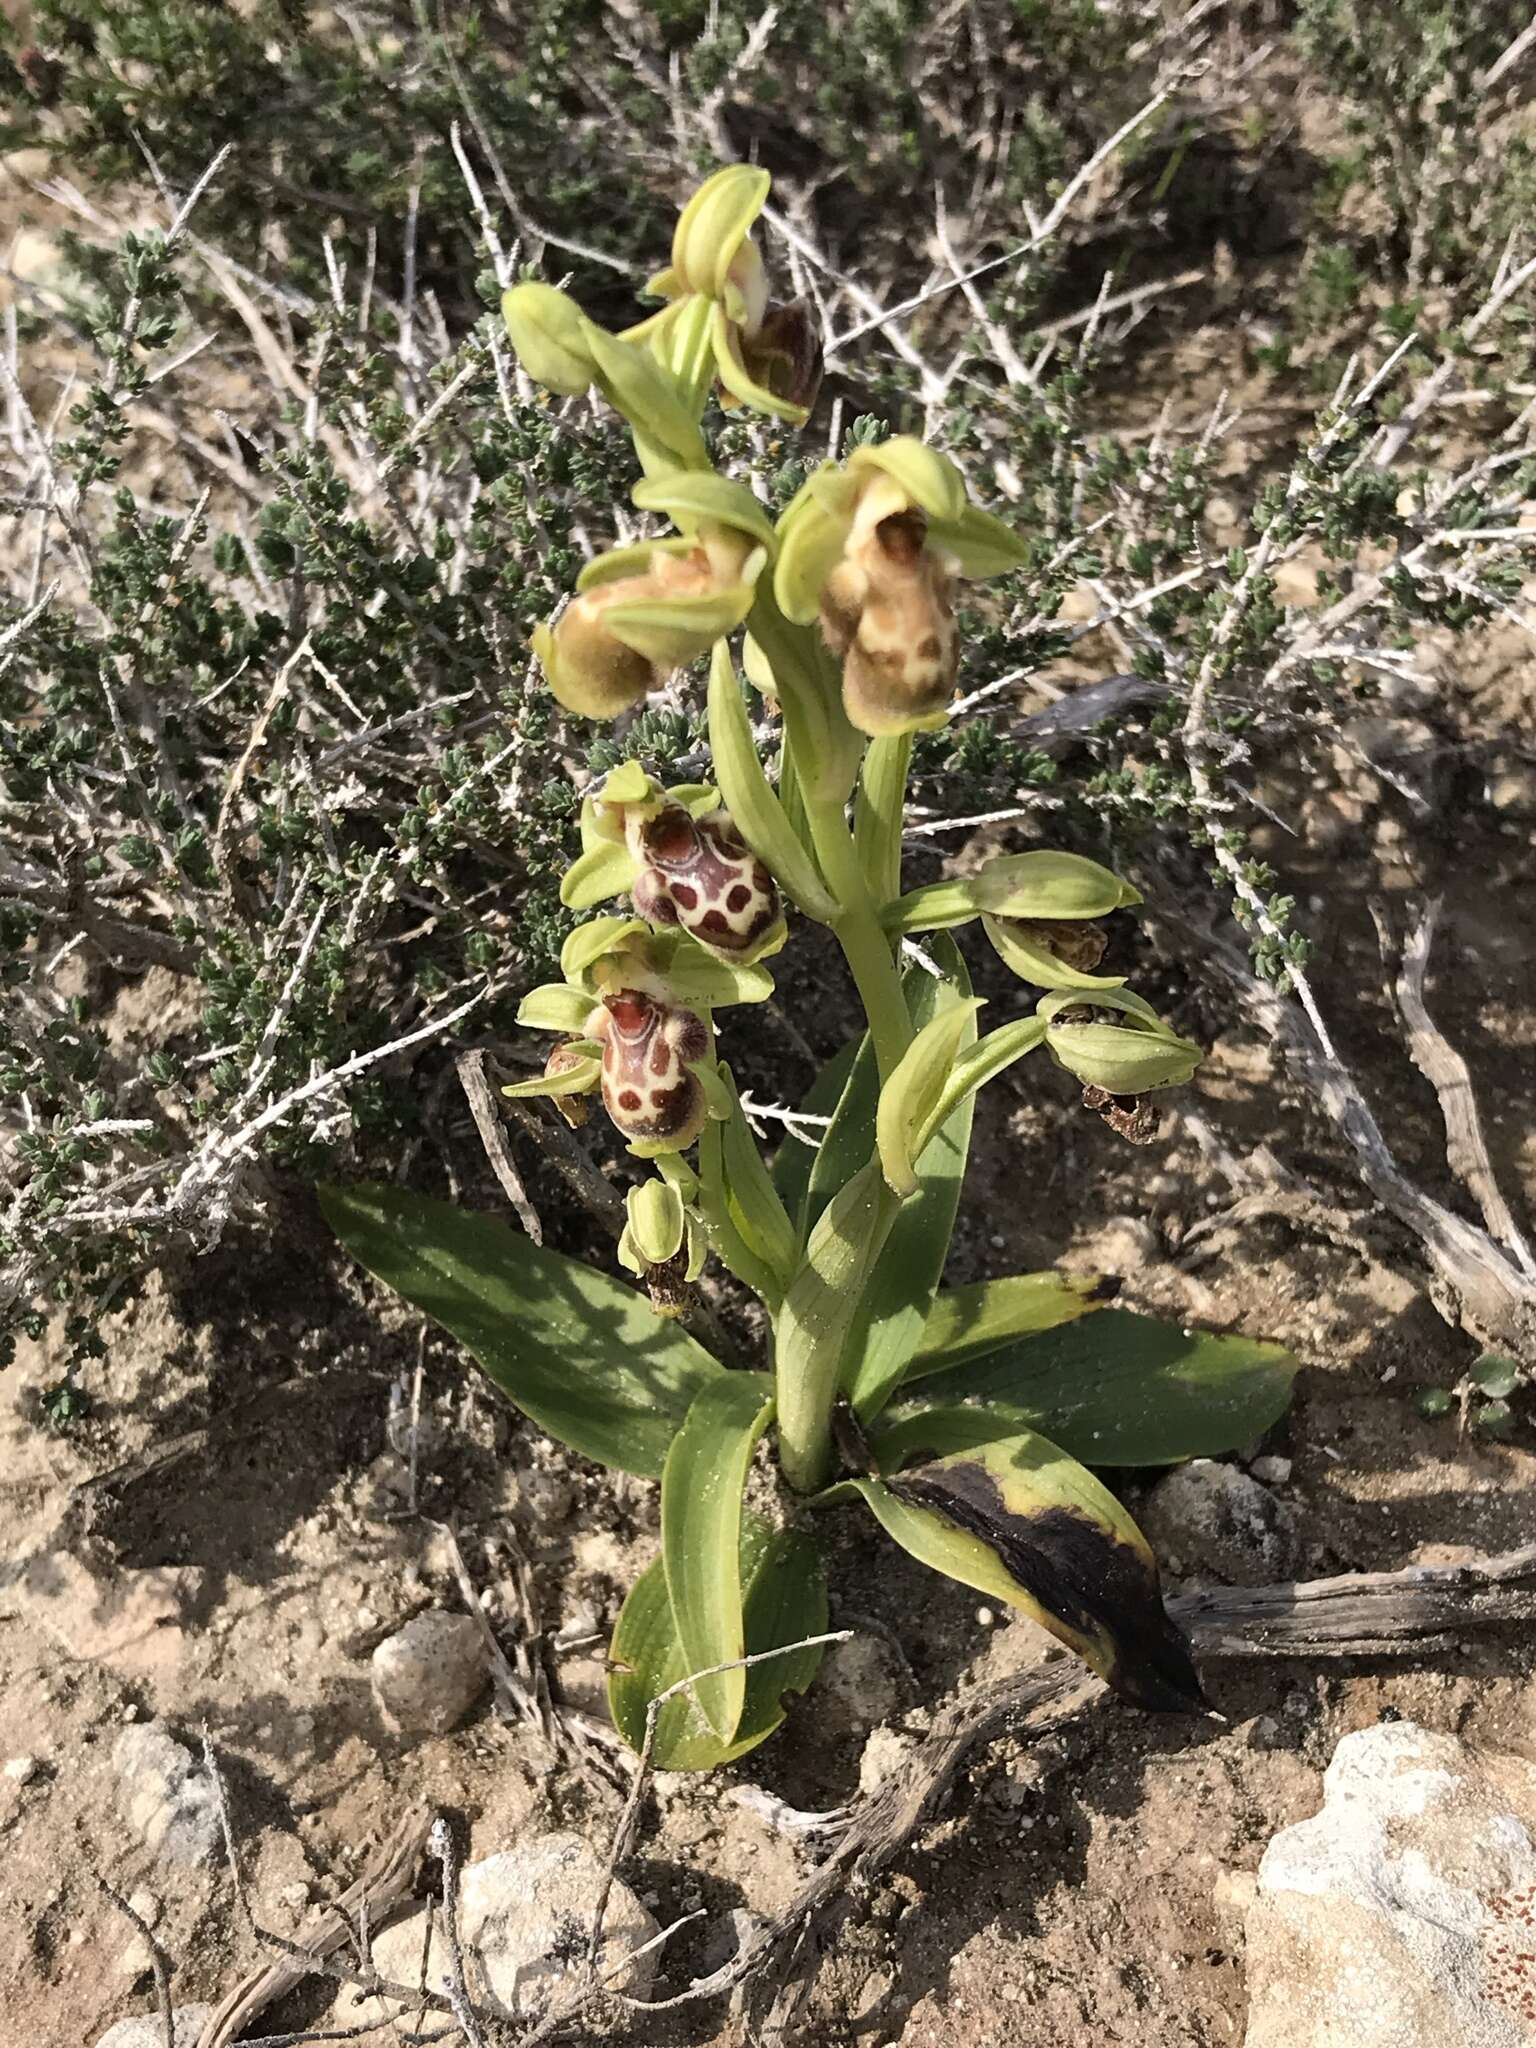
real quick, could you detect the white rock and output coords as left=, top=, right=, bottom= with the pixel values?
left=326, top=1832, right=657, bottom=2030
left=1250, top=1455, right=1292, bottom=1486
left=858, top=1723, right=920, bottom=1798
left=1243, top=1720, right=1536, bottom=2047
left=371, top=1611, right=487, bottom=1735
left=112, top=1724, right=221, bottom=1867
left=94, top=2007, right=213, bottom=2048
left=4, top=1755, right=40, bottom=1784
left=1139, top=1459, right=1300, bottom=1584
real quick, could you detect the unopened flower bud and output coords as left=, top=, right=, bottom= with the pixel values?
left=593, top=989, right=710, bottom=1150
left=628, top=801, right=784, bottom=961
left=1039, top=989, right=1201, bottom=1095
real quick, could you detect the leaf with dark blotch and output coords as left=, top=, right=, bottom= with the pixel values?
left=852, top=1426, right=1204, bottom=1713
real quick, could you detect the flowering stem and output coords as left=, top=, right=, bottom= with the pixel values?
left=854, top=731, right=912, bottom=907
left=805, top=792, right=912, bottom=1085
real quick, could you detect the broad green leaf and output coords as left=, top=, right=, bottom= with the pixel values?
left=319, top=1184, right=730, bottom=1478
left=609, top=1517, right=827, bottom=1769
left=905, top=1270, right=1119, bottom=1380
left=661, top=1375, right=775, bottom=1741
left=717, top=1077, right=799, bottom=1292
left=885, top=1308, right=1298, bottom=1467
left=770, top=1038, right=861, bottom=1229
left=851, top=1423, right=1203, bottom=1711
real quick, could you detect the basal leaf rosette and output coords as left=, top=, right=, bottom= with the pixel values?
left=773, top=437, right=1029, bottom=736
left=534, top=475, right=774, bottom=722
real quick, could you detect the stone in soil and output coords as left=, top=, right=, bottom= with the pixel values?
left=94, top=2007, right=213, bottom=2048
left=370, top=1610, right=487, bottom=1735
left=1139, top=1458, right=1301, bottom=1585
left=327, top=1831, right=658, bottom=2031
left=1243, top=1719, right=1536, bottom=2046
left=112, top=1723, right=221, bottom=1868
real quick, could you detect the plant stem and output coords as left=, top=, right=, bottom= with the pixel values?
left=806, top=793, right=912, bottom=1084
left=854, top=731, right=912, bottom=907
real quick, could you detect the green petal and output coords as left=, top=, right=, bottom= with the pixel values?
left=773, top=467, right=857, bottom=622
left=499, top=1055, right=600, bottom=1100
left=1044, top=1020, right=1202, bottom=1092
left=926, top=500, right=1031, bottom=578
left=560, top=915, right=649, bottom=984
left=604, top=572, right=760, bottom=666
left=974, top=851, right=1140, bottom=917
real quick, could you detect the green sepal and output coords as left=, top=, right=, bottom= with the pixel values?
left=621, top=1179, right=687, bottom=1271
left=851, top=1426, right=1204, bottom=1711
left=773, top=464, right=858, bottom=622
left=574, top=537, right=694, bottom=594
left=1038, top=987, right=1202, bottom=1092
left=983, top=913, right=1125, bottom=991
left=583, top=322, right=709, bottom=470
left=514, top=983, right=599, bottom=1033
left=884, top=1307, right=1298, bottom=1467
left=848, top=437, right=966, bottom=523
left=608, top=1514, right=826, bottom=1769
left=319, top=1184, right=726, bottom=1478
left=561, top=841, right=636, bottom=910
left=926, top=499, right=1031, bottom=577
left=904, top=1270, right=1118, bottom=1381
left=660, top=1373, right=776, bottom=1742
left=711, top=302, right=810, bottom=423
left=661, top=936, right=776, bottom=1008
left=561, top=916, right=649, bottom=985
left=671, top=163, right=771, bottom=301
left=500, top=282, right=595, bottom=396
left=604, top=561, right=764, bottom=666
left=633, top=468, right=778, bottom=552
left=499, top=1053, right=600, bottom=1100
left=706, top=643, right=838, bottom=923
left=875, top=997, right=986, bottom=1197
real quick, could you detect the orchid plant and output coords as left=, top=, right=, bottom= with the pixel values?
left=324, top=168, right=1296, bottom=1769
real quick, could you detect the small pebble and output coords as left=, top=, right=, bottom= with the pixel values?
left=3, top=1756, right=41, bottom=1785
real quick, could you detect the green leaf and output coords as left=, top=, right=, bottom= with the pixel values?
left=783, top=943, right=980, bottom=1424
left=905, top=1270, right=1120, bottom=1380
left=609, top=1516, right=827, bottom=1769
left=706, top=644, right=838, bottom=922
left=884, top=1308, right=1298, bottom=1467
left=1470, top=1352, right=1522, bottom=1400
left=319, top=1184, right=730, bottom=1478
left=850, top=1424, right=1203, bottom=1711
left=661, top=1375, right=776, bottom=1741
left=770, top=1038, right=861, bottom=1228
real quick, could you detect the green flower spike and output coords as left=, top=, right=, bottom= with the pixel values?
left=1037, top=988, right=1203, bottom=1094
left=774, top=438, right=1028, bottom=737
